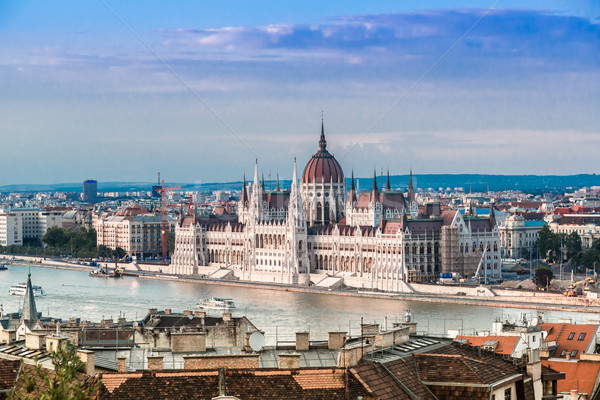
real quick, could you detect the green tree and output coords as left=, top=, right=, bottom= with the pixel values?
left=166, top=230, right=175, bottom=256
left=10, top=345, right=101, bottom=400
left=565, top=231, right=582, bottom=259
left=537, top=226, right=560, bottom=262
left=42, top=226, right=69, bottom=248
left=534, top=267, right=554, bottom=290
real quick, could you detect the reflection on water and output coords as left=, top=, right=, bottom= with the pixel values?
left=1, top=264, right=597, bottom=344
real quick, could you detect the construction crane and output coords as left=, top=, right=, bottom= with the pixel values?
left=155, top=179, right=181, bottom=265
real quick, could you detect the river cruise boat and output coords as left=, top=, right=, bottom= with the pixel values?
left=0, top=264, right=7, bottom=271
left=197, top=297, right=235, bottom=310
left=9, top=283, right=46, bottom=297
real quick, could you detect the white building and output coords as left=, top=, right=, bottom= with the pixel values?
left=498, top=215, right=546, bottom=259
left=170, top=123, right=501, bottom=289
left=93, top=213, right=176, bottom=256
left=0, top=208, right=62, bottom=245
left=0, top=210, right=22, bottom=246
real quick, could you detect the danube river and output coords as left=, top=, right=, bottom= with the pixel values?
left=1, top=264, right=597, bottom=344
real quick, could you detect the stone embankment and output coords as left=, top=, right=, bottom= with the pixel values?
left=3, top=254, right=599, bottom=313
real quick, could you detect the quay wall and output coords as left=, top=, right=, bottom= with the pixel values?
left=3, top=254, right=599, bottom=313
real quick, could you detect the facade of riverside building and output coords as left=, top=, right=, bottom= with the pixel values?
left=170, top=122, right=501, bottom=289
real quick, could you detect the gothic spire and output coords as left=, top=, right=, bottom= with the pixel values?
left=371, top=169, right=379, bottom=203
left=385, top=169, right=391, bottom=191
left=408, top=169, right=415, bottom=203
left=319, top=116, right=327, bottom=151
left=22, top=269, right=38, bottom=323
left=349, top=170, right=357, bottom=203
left=275, top=173, right=281, bottom=191
left=241, top=173, right=248, bottom=204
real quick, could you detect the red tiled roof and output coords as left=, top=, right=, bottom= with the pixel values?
left=539, top=323, right=597, bottom=359
left=543, top=359, right=600, bottom=395
left=99, top=368, right=376, bottom=400
left=0, top=359, right=20, bottom=393
left=454, top=335, right=519, bottom=356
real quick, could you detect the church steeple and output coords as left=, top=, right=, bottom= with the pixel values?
left=21, top=269, right=38, bottom=323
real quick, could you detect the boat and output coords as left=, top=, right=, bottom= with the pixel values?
left=89, top=265, right=124, bottom=278
left=9, top=283, right=46, bottom=297
left=0, top=264, right=7, bottom=271
left=197, top=297, right=235, bottom=310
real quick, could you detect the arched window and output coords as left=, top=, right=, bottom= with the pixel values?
left=316, top=202, right=323, bottom=224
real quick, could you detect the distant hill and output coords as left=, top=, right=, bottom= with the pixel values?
left=1, top=174, right=599, bottom=194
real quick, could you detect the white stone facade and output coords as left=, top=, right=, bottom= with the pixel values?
left=170, top=130, right=501, bottom=288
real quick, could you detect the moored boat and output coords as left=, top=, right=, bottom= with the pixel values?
left=0, top=264, right=7, bottom=271
left=197, top=297, right=235, bottom=310
left=9, top=282, right=46, bottom=297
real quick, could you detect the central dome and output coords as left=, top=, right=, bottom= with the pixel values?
left=302, top=121, right=344, bottom=184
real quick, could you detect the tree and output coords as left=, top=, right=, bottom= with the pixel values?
left=534, top=267, right=554, bottom=290
left=166, top=231, right=175, bottom=256
left=537, top=226, right=560, bottom=262
left=565, top=231, right=582, bottom=260
left=42, top=226, right=68, bottom=248
left=10, top=345, right=101, bottom=400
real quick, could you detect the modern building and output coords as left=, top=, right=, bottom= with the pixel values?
left=83, top=179, right=98, bottom=203
left=0, top=209, right=22, bottom=246
left=0, top=207, right=62, bottom=245
left=170, top=122, right=501, bottom=289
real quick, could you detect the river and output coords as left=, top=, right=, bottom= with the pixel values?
left=1, top=264, right=597, bottom=345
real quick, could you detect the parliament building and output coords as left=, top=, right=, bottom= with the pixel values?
left=169, top=122, right=500, bottom=290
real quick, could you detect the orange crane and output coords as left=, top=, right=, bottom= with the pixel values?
left=155, top=179, right=181, bottom=265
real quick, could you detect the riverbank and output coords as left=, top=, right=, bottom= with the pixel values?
left=3, top=254, right=599, bottom=314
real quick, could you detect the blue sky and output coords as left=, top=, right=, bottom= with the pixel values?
left=1, top=1, right=599, bottom=185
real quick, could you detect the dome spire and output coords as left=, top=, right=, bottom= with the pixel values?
left=319, top=114, right=327, bottom=150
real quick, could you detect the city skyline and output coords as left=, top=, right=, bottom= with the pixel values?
left=1, top=1, right=599, bottom=185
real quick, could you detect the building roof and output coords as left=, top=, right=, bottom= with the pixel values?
left=301, top=121, right=344, bottom=185
left=539, top=323, right=598, bottom=359
left=350, top=361, right=415, bottom=400
left=542, top=359, right=600, bottom=396
left=98, top=368, right=375, bottom=400
left=453, top=335, right=519, bottom=356
left=0, top=359, right=20, bottom=395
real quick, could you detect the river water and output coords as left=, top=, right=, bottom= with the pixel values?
left=1, top=264, right=597, bottom=345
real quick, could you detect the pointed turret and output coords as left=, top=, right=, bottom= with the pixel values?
left=275, top=173, right=281, bottom=192
left=371, top=169, right=379, bottom=203
left=261, top=172, right=265, bottom=191
left=489, top=200, right=496, bottom=227
left=240, top=174, right=248, bottom=205
left=288, top=158, right=304, bottom=225
left=22, top=270, right=38, bottom=323
left=349, top=170, right=357, bottom=203
left=407, top=169, right=415, bottom=203
left=385, top=169, right=391, bottom=191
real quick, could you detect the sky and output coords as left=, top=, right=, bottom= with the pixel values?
left=1, top=0, right=599, bottom=185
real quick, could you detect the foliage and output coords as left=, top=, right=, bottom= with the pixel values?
left=537, top=226, right=560, bottom=262
left=533, top=267, right=554, bottom=289
left=166, top=230, right=175, bottom=256
left=565, top=231, right=582, bottom=259
left=9, top=345, right=101, bottom=400
left=580, top=239, right=600, bottom=271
